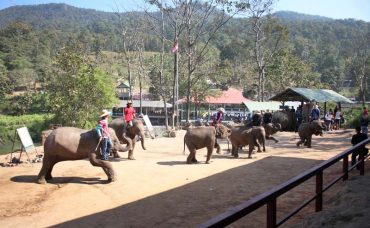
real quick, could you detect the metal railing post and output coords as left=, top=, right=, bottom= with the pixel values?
left=267, top=198, right=276, bottom=228
left=315, top=171, right=323, bottom=212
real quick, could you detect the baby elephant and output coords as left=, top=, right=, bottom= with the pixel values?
left=229, top=126, right=266, bottom=158
left=183, top=125, right=230, bottom=164
left=296, top=120, right=324, bottom=148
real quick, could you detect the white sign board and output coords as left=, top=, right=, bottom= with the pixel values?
left=142, top=115, right=154, bottom=132
left=16, top=127, right=35, bottom=152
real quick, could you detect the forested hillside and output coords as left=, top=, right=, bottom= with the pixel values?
left=0, top=3, right=369, bottom=116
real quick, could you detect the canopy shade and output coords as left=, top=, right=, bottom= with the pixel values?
left=242, top=101, right=281, bottom=112
left=269, top=88, right=353, bottom=103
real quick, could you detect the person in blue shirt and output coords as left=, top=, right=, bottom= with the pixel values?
left=310, top=105, right=320, bottom=121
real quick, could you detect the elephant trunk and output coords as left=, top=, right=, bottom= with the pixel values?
left=140, top=132, right=146, bottom=150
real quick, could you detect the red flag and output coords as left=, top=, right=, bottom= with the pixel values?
left=171, top=42, right=178, bottom=53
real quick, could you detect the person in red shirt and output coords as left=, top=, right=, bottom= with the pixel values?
left=124, top=100, right=136, bottom=128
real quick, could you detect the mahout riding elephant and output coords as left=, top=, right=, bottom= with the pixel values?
left=263, top=123, right=281, bottom=143
left=296, top=120, right=324, bottom=148
left=37, top=127, right=128, bottom=184
left=183, top=125, right=230, bottom=164
left=109, top=118, right=148, bottom=160
left=229, top=125, right=266, bottom=158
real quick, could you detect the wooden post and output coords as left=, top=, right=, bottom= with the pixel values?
left=315, top=171, right=323, bottom=212
left=267, top=198, right=276, bottom=228
left=343, top=155, right=348, bottom=180
left=359, top=153, right=365, bottom=175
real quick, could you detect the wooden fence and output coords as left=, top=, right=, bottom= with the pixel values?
left=198, top=138, right=370, bottom=228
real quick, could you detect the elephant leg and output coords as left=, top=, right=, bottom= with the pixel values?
left=296, top=137, right=304, bottom=147
left=261, top=138, right=266, bottom=152
left=128, top=137, right=136, bottom=160
left=255, top=140, right=262, bottom=152
left=45, top=160, right=59, bottom=180
left=205, top=146, right=213, bottom=164
left=186, top=149, right=196, bottom=164
left=113, top=150, right=122, bottom=158
left=248, top=144, right=253, bottom=158
left=89, top=151, right=116, bottom=182
left=307, top=136, right=312, bottom=148
left=214, top=141, right=221, bottom=154
left=231, top=144, right=238, bottom=158
left=37, top=156, right=55, bottom=184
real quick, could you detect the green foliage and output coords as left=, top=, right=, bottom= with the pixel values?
left=2, top=92, right=49, bottom=115
left=342, top=106, right=363, bottom=128
left=47, top=46, right=117, bottom=128
left=0, top=114, right=54, bottom=146
left=266, top=48, right=323, bottom=93
left=0, top=3, right=369, bottom=105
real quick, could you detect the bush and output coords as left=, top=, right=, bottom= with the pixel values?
left=0, top=114, right=54, bottom=145
left=342, top=106, right=362, bottom=128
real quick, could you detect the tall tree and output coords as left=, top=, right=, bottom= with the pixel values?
left=46, top=46, right=116, bottom=127
left=237, top=0, right=288, bottom=101
left=346, top=29, right=370, bottom=105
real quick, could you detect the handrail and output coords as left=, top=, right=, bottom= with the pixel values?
left=198, top=137, right=370, bottom=228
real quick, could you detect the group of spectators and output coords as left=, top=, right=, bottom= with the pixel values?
left=308, top=104, right=344, bottom=131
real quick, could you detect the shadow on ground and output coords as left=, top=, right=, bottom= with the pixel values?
left=52, top=154, right=351, bottom=227
left=11, top=175, right=109, bottom=185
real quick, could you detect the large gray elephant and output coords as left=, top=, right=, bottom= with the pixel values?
left=109, top=118, right=148, bottom=160
left=272, top=111, right=296, bottom=131
left=296, top=120, right=324, bottom=148
left=183, top=125, right=230, bottom=164
left=263, top=123, right=281, bottom=143
left=229, top=126, right=266, bottom=158
left=37, top=127, right=128, bottom=184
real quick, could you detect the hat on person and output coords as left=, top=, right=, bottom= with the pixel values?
left=127, top=100, right=133, bottom=104
left=218, top=108, right=225, bottom=113
left=100, top=109, right=110, bottom=117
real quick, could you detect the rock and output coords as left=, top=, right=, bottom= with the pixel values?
left=169, top=131, right=177, bottom=138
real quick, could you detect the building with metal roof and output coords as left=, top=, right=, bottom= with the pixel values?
left=269, top=87, right=353, bottom=103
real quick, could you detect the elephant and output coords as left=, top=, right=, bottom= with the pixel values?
left=272, top=111, right=294, bottom=131
left=229, top=126, right=266, bottom=158
left=183, top=125, right=230, bottom=164
left=263, top=123, right=281, bottom=143
left=37, top=127, right=128, bottom=184
left=109, top=118, right=149, bottom=160
left=296, top=120, right=324, bottom=148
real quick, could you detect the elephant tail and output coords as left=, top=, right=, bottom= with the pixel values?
left=183, top=136, right=186, bottom=155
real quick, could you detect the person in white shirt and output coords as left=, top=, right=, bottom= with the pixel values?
left=334, top=109, right=341, bottom=130
left=324, top=109, right=333, bottom=131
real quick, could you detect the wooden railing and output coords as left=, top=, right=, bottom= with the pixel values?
left=198, top=138, right=370, bottom=228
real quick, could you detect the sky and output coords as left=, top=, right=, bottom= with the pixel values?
left=0, top=0, right=369, bottom=22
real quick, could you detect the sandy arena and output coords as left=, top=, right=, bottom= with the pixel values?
left=0, top=129, right=367, bottom=227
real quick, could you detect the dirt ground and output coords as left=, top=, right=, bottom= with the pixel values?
left=0, top=129, right=367, bottom=227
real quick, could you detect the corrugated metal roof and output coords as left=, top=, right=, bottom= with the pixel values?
left=269, top=87, right=353, bottom=103
left=242, top=101, right=281, bottom=112
left=119, top=100, right=172, bottom=108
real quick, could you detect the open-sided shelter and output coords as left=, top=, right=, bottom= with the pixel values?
left=269, top=87, right=353, bottom=122
left=269, top=87, right=353, bottom=104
